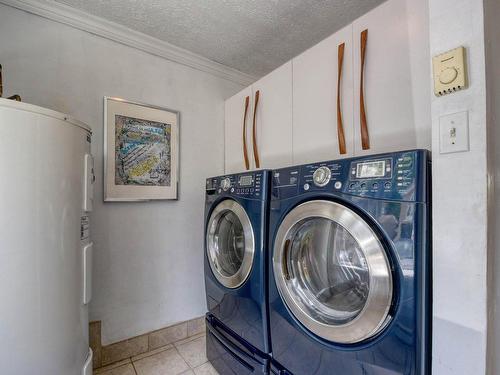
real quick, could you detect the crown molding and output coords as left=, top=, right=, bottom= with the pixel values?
left=0, top=0, right=256, bottom=86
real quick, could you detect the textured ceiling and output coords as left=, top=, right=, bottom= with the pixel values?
left=54, top=0, right=386, bottom=77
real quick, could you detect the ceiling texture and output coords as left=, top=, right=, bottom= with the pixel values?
left=54, top=0, right=386, bottom=78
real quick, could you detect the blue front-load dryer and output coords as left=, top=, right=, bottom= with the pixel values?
left=204, top=170, right=271, bottom=375
left=268, top=150, right=431, bottom=375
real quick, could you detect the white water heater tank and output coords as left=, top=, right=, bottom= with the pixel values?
left=0, top=98, right=94, bottom=375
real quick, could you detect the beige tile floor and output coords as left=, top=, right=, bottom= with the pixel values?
left=94, top=333, right=219, bottom=375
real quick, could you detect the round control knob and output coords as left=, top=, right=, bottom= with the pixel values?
left=439, top=67, right=458, bottom=84
left=334, top=181, right=342, bottom=190
left=313, top=167, right=331, bottom=187
left=220, top=178, right=231, bottom=191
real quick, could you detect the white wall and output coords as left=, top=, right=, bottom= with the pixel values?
left=428, top=0, right=491, bottom=373
left=484, top=0, right=500, bottom=373
left=0, top=4, right=243, bottom=344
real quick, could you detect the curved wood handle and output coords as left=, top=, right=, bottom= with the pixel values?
left=337, top=43, right=347, bottom=155
left=282, top=239, right=291, bottom=281
left=252, top=90, right=261, bottom=168
left=242, top=96, right=250, bottom=170
left=360, top=29, right=370, bottom=150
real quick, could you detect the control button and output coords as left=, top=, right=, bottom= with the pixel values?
left=334, top=181, right=342, bottom=190
left=360, top=183, right=367, bottom=189
left=230, top=188, right=234, bottom=193
left=304, top=183, right=310, bottom=191
left=351, top=169, right=356, bottom=175
left=372, top=183, right=379, bottom=189
left=349, top=182, right=357, bottom=189
left=313, top=166, right=331, bottom=187
left=384, top=182, right=392, bottom=189
left=221, top=178, right=231, bottom=191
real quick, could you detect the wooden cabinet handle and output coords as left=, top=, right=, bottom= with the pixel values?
left=282, top=239, right=291, bottom=281
left=242, top=96, right=250, bottom=170
left=337, top=43, right=347, bottom=155
left=360, top=29, right=370, bottom=150
left=252, top=90, right=261, bottom=168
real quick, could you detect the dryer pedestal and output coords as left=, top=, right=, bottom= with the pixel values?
left=206, top=315, right=269, bottom=375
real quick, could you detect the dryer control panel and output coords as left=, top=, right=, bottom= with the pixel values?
left=206, top=171, right=265, bottom=199
left=271, top=150, right=429, bottom=203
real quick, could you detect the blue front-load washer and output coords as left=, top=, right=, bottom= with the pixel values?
left=268, top=150, right=431, bottom=375
left=204, top=170, right=271, bottom=375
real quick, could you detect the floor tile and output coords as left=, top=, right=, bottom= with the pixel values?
left=131, top=344, right=173, bottom=362
left=174, top=332, right=205, bottom=347
left=94, top=359, right=133, bottom=374
left=133, top=347, right=190, bottom=375
left=187, top=317, right=206, bottom=337
left=175, top=336, right=207, bottom=368
left=180, top=370, right=195, bottom=375
left=194, top=362, right=219, bottom=375
left=94, top=363, right=136, bottom=375
left=149, top=322, right=188, bottom=350
left=102, top=335, right=149, bottom=366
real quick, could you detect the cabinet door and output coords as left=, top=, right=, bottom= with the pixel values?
left=352, top=0, right=419, bottom=155
left=224, top=87, right=253, bottom=174
left=293, top=25, right=354, bottom=165
left=251, top=62, right=293, bottom=170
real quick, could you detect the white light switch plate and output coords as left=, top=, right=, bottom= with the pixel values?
left=439, top=111, right=469, bottom=154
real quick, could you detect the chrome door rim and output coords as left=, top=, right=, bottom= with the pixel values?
left=273, top=200, right=393, bottom=344
left=207, top=199, right=255, bottom=289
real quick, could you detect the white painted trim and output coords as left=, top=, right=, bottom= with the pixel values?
left=0, top=0, right=256, bottom=86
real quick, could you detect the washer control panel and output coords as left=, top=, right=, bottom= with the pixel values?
left=206, top=172, right=263, bottom=198
left=271, top=150, right=428, bottom=202
left=313, top=166, right=332, bottom=187
left=220, top=177, right=231, bottom=191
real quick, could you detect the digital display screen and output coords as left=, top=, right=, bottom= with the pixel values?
left=239, top=175, right=254, bottom=187
left=356, top=161, right=386, bottom=178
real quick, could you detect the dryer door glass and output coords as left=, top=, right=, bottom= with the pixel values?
left=207, top=200, right=255, bottom=289
left=287, top=217, right=370, bottom=325
left=273, top=200, right=392, bottom=344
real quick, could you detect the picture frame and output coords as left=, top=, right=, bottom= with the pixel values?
left=104, top=97, right=179, bottom=201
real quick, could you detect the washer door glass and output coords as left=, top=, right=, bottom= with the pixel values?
left=207, top=200, right=255, bottom=289
left=273, top=200, right=392, bottom=344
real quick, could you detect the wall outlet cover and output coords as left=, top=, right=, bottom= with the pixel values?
left=439, top=111, right=469, bottom=154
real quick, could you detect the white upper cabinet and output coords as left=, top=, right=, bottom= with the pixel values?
left=292, top=25, right=354, bottom=165
left=251, top=62, right=293, bottom=170
left=224, top=62, right=292, bottom=173
left=224, top=86, right=252, bottom=174
left=224, top=0, right=430, bottom=172
left=352, top=0, right=421, bottom=155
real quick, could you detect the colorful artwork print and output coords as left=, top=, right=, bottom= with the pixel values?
left=114, top=115, right=171, bottom=186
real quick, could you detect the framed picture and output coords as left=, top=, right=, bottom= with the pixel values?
left=104, top=97, right=179, bottom=201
